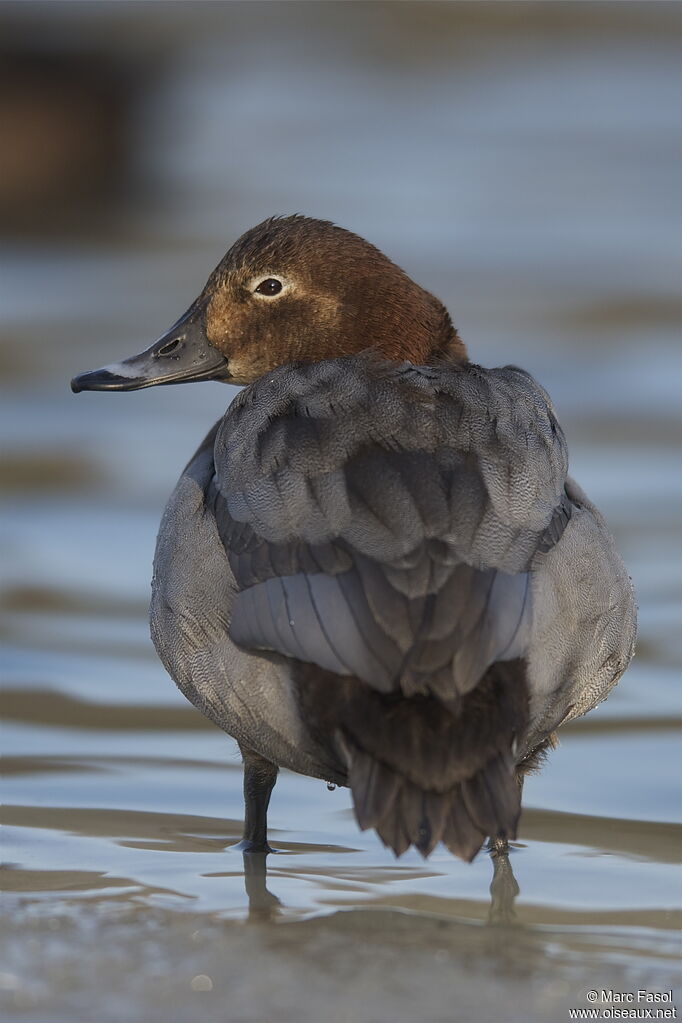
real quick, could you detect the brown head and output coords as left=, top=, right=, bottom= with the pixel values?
left=71, top=215, right=466, bottom=392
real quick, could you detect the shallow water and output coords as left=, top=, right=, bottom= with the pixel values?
left=1, top=5, right=681, bottom=1022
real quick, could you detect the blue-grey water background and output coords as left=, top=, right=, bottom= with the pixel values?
left=1, top=4, right=681, bottom=1021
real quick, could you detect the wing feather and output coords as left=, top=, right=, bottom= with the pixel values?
left=211, top=358, right=569, bottom=700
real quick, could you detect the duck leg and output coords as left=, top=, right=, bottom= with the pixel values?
left=235, top=744, right=279, bottom=854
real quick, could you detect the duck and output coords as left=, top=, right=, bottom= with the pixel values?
left=71, top=215, right=637, bottom=861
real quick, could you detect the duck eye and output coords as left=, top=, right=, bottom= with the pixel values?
left=254, top=278, right=283, bottom=297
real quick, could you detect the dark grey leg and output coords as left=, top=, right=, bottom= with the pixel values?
left=234, top=744, right=279, bottom=854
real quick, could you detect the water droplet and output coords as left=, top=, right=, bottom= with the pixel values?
left=191, top=974, right=213, bottom=992
left=326, top=782, right=336, bottom=792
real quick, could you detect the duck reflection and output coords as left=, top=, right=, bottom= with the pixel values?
left=241, top=851, right=283, bottom=921
left=237, top=840, right=520, bottom=926
left=487, top=839, right=520, bottom=924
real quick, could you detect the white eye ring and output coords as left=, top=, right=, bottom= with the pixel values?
left=251, top=275, right=291, bottom=299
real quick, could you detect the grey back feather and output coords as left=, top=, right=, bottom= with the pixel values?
left=209, top=357, right=570, bottom=700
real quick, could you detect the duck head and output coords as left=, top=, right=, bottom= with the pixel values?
left=71, top=215, right=467, bottom=392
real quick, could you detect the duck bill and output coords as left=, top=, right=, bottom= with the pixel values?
left=70, top=300, right=229, bottom=393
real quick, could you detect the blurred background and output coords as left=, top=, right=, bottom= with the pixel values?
left=1, top=3, right=681, bottom=1022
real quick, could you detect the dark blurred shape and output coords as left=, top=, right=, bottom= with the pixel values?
left=0, top=48, right=141, bottom=236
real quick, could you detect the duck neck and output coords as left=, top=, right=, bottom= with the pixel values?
left=425, top=297, right=468, bottom=365
left=362, top=284, right=468, bottom=366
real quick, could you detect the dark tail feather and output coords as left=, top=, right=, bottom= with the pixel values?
left=349, top=750, right=520, bottom=862
left=442, top=793, right=486, bottom=862
left=296, top=658, right=529, bottom=861
left=350, top=750, right=400, bottom=830
left=461, top=752, right=520, bottom=838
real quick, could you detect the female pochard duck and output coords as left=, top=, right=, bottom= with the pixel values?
left=72, top=216, right=636, bottom=861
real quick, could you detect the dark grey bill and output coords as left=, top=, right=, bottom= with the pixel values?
left=71, top=300, right=228, bottom=393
